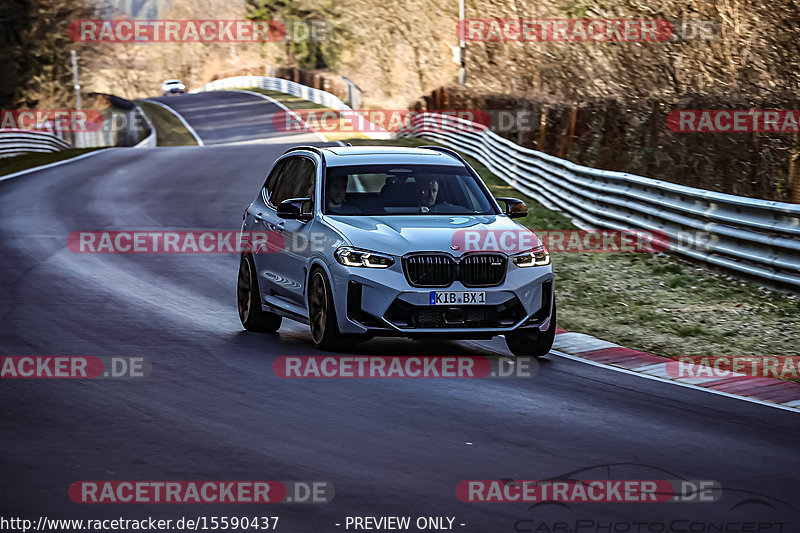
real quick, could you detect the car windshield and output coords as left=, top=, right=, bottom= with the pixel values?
left=323, top=164, right=497, bottom=216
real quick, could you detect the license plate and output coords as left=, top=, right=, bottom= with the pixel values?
left=429, top=291, right=486, bottom=305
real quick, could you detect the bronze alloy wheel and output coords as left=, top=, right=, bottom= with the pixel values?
left=237, top=254, right=282, bottom=333
left=237, top=255, right=253, bottom=324
left=309, top=271, right=328, bottom=344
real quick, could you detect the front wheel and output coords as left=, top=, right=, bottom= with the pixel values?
left=237, top=254, right=282, bottom=333
left=505, top=302, right=557, bottom=358
left=308, top=269, right=354, bottom=351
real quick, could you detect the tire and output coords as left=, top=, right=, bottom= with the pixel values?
left=505, top=301, right=557, bottom=358
left=237, top=254, right=282, bottom=333
left=308, top=268, right=354, bottom=351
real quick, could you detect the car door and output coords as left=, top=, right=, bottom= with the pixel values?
left=272, top=156, right=318, bottom=308
left=249, top=157, right=291, bottom=305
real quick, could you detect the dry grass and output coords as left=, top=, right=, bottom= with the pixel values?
left=138, top=101, right=199, bottom=147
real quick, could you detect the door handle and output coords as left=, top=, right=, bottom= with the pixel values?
left=275, top=222, right=285, bottom=233
left=253, top=213, right=264, bottom=223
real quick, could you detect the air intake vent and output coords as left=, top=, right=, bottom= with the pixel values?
left=403, top=254, right=455, bottom=287
left=403, top=253, right=507, bottom=288
left=460, top=254, right=507, bottom=287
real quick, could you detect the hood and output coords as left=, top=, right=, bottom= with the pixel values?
left=324, top=215, right=542, bottom=257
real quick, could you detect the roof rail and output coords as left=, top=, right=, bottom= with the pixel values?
left=283, top=145, right=326, bottom=160
left=418, top=145, right=468, bottom=165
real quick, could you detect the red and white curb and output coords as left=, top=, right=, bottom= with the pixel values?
left=552, top=329, right=800, bottom=413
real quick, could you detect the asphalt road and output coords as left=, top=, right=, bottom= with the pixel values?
left=149, top=91, right=322, bottom=145
left=1, top=91, right=798, bottom=531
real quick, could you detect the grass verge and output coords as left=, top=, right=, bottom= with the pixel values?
left=137, top=101, right=198, bottom=146
left=345, top=137, right=800, bottom=364
left=0, top=148, right=105, bottom=178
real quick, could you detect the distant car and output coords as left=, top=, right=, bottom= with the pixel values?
left=161, top=79, right=185, bottom=95
left=237, top=145, right=556, bottom=356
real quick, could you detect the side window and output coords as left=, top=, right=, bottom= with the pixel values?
left=294, top=158, right=317, bottom=211
left=265, top=156, right=318, bottom=209
left=271, top=158, right=300, bottom=206
left=263, top=160, right=287, bottom=205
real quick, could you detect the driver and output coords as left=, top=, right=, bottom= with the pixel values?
left=416, top=175, right=439, bottom=212
left=415, top=175, right=457, bottom=213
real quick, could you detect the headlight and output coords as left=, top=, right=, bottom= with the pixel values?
left=512, top=246, right=550, bottom=267
left=335, top=247, right=395, bottom=268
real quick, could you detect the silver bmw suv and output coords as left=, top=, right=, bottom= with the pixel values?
left=237, top=145, right=555, bottom=356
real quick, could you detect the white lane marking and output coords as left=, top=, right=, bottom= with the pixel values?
left=229, top=89, right=329, bottom=143
left=142, top=98, right=205, bottom=146
left=550, top=349, right=800, bottom=414
left=0, top=149, right=106, bottom=183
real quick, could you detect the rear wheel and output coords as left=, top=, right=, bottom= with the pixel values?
left=505, top=302, right=557, bottom=358
left=308, top=269, right=354, bottom=351
left=237, top=254, right=282, bottom=332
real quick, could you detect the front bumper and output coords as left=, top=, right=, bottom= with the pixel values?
left=327, top=259, right=554, bottom=337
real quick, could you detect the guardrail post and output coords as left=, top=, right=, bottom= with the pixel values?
left=559, top=107, right=578, bottom=159
left=790, top=133, right=800, bottom=204
left=537, top=111, right=547, bottom=151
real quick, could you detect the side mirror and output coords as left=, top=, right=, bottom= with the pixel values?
left=277, top=198, right=313, bottom=221
left=496, top=197, right=528, bottom=219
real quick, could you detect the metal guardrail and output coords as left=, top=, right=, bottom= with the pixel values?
left=192, top=76, right=352, bottom=110
left=0, top=130, right=71, bottom=158
left=1, top=104, right=155, bottom=156
left=133, top=104, right=157, bottom=148
left=191, top=76, right=391, bottom=140
left=74, top=106, right=153, bottom=148
left=398, top=114, right=800, bottom=289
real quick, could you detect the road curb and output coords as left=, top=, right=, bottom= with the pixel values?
left=552, top=329, right=800, bottom=411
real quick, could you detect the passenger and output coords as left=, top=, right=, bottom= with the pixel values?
left=326, top=174, right=360, bottom=214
